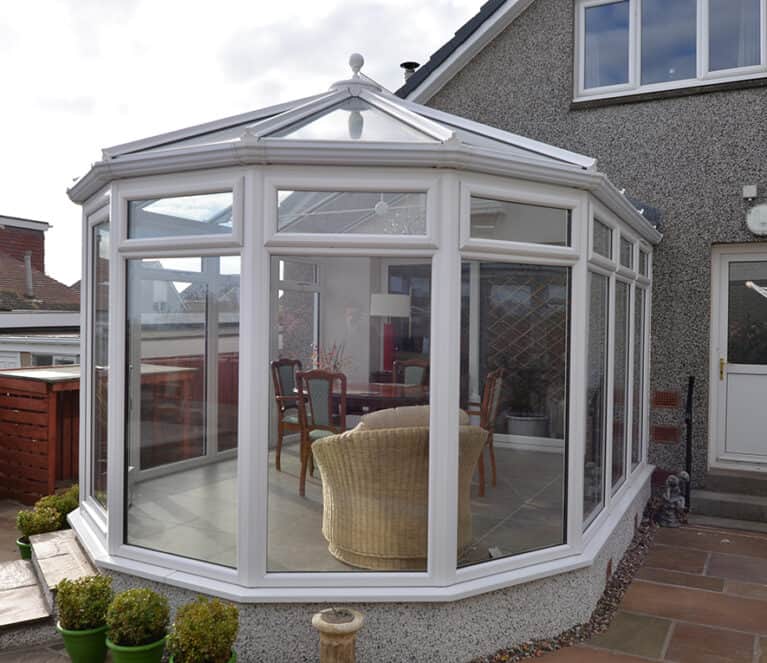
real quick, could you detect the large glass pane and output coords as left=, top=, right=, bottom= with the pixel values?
left=631, top=288, right=646, bottom=468
left=584, top=0, right=630, bottom=89
left=470, top=197, right=570, bottom=246
left=641, top=0, right=697, bottom=85
left=585, top=272, right=609, bottom=525
left=268, top=256, right=431, bottom=572
left=458, top=261, right=568, bottom=567
left=91, top=221, right=109, bottom=507
left=125, top=256, right=240, bottom=567
left=128, top=192, right=233, bottom=239
left=270, top=100, right=436, bottom=142
left=709, top=0, right=761, bottom=72
left=593, top=220, right=613, bottom=258
left=612, top=281, right=630, bottom=492
left=728, top=261, right=767, bottom=364
left=278, top=190, right=427, bottom=235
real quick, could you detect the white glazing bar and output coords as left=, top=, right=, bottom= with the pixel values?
left=468, top=262, right=481, bottom=403
left=429, top=172, right=460, bottom=583
left=107, top=185, right=126, bottom=556
left=238, top=168, right=266, bottom=585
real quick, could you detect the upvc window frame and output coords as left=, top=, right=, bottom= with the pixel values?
left=583, top=201, right=651, bottom=540
left=78, top=165, right=655, bottom=601
left=575, top=0, right=767, bottom=102
left=79, top=190, right=111, bottom=538
left=117, top=169, right=245, bottom=252
left=262, top=166, right=441, bottom=250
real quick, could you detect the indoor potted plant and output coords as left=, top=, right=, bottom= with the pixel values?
left=15, top=506, right=62, bottom=559
left=106, top=588, right=169, bottom=663
left=506, top=367, right=550, bottom=438
left=167, top=597, right=239, bottom=663
left=56, top=575, right=113, bottom=663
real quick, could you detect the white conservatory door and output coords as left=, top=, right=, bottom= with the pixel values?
left=711, top=249, right=767, bottom=472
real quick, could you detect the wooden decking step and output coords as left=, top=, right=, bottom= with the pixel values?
left=30, top=530, right=97, bottom=611
left=0, top=559, right=51, bottom=627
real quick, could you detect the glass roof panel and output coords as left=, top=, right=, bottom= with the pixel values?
left=269, top=100, right=437, bottom=143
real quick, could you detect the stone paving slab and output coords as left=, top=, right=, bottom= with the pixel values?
left=588, top=611, right=670, bottom=659
left=0, top=559, right=37, bottom=591
left=30, top=530, right=96, bottom=591
left=0, top=585, right=50, bottom=627
left=655, top=526, right=767, bottom=560
left=635, top=566, right=725, bottom=592
left=664, top=622, right=756, bottom=663
left=643, top=543, right=708, bottom=574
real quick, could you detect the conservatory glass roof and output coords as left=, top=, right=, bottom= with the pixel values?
left=99, top=55, right=596, bottom=172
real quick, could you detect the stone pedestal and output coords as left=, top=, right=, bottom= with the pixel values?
left=311, top=608, right=364, bottom=663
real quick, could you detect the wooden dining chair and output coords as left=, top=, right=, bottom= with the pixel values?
left=470, top=367, right=505, bottom=497
left=295, top=369, right=347, bottom=497
left=270, top=358, right=302, bottom=472
left=392, top=358, right=429, bottom=386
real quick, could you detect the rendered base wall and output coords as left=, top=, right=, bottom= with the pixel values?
left=100, top=480, right=649, bottom=663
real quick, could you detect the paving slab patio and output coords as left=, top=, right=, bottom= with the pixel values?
left=537, top=523, right=767, bottom=662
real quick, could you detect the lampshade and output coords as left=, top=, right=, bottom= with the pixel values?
left=370, top=293, right=411, bottom=318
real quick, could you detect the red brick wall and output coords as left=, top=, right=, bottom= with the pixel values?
left=0, top=226, right=44, bottom=271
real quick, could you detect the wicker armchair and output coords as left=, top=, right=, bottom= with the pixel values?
left=311, top=424, right=487, bottom=571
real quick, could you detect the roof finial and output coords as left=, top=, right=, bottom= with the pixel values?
left=349, top=53, right=364, bottom=78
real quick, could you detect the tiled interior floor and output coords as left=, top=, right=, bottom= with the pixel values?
left=540, top=524, right=767, bottom=662
left=127, top=437, right=565, bottom=571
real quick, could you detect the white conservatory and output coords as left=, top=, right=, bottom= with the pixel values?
left=68, top=56, right=660, bottom=622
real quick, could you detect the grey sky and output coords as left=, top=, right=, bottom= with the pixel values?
left=0, top=1, right=478, bottom=286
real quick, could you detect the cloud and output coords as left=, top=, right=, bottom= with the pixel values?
left=38, top=96, right=96, bottom=114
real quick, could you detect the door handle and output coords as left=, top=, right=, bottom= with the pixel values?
left=719, top=357, right=726, bottom=381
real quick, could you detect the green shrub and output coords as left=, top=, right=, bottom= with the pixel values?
left=106, top=588, right=170, bottom=647
left=167, top=597, right=239, bottom=663
left=35, top=484, right=79, bottom=520
left=16, top=506, right=63, bottom=542
left=57, top=576, right=113, bottom=631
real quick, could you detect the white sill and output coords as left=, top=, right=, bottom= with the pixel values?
left=69, top=465, right=653, bottom=604
left=574, top=71, right=767, bottom=104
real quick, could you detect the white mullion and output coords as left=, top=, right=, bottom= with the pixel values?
left=763, top=0, right=767, bottom=67
left=204, top=257, right=220, bottom=458
left=430, top=172, right=460, bottom=583
left=626, top=283, right=636, bottom=473
left=604, top=271, right=616, bottom=507
left=631, top=0, right=640, bottom=89
left=568, top=195, right=590, bottom=550
left=468, top=262, right=481, bottom=403
left=238, top=167, right=264, bottom=586
left=80, top=210, right=92, bottom=509
left=107, top=186, right=126, bottom=556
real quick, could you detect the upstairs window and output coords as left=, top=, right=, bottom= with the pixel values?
left=577, top=0, right=766, bottom=99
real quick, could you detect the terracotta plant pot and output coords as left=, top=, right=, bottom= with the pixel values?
left=106, top=636, right=166, bottom=663
left=16, top=537, right=32, bottom=560
left=168, top=653, right=236, bottom=662
left=56, top=622, right=108, bottom=663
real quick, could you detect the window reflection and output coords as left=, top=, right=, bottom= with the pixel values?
left=612, top=281, right=630, bottom=492
left=268, top=256, right=433, bottom=572
left=125, top=256, right=240, bottom=567
left=584, top=0, right=630, bottom=89
left=641, top=0, right=697, bottom=85
left=709, top=0, right=761, bottom=71
left=458, top=261, right=568, bottom=566
left=585, top=272, right=609, bottom=525
left=470, top=197, right=570, bottom=246
left=91, top=222, right=109, bottom=508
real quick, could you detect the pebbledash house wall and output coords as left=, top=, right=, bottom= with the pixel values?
left=421, top=0, right=767, bottom=487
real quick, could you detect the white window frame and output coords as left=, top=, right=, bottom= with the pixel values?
left=71, top=166, right=655, bottom=601
left=263, top=166, right=441, bottom=250
left=117, top=169, right=245, bottom=252
left=575, top=0, right=767, bottom=101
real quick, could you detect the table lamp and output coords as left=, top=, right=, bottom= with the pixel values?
left=370, top=293, right=411, bottom=370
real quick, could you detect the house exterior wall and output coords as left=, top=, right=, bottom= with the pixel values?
left=425, top=0, right=767, bottom=485
left=0, top=224, right=44, bottom=271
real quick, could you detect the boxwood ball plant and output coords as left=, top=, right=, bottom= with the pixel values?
left=106, top=588, right=170, bottom=647
left=16, top=506, right=63, bottom=542
left=167, top=597, right=239, bottom=663
left=57, top=576, right=113, bottom=631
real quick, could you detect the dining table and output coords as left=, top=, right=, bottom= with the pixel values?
left=343, top=382, right=429, bottom=415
